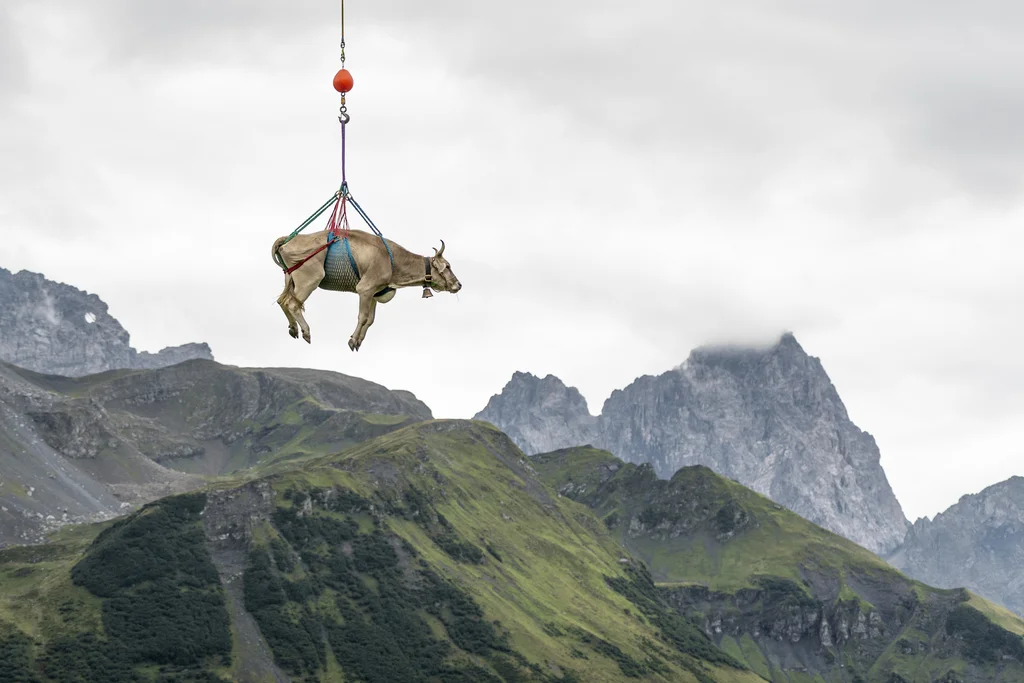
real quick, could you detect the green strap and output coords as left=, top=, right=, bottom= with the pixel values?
left=281, top=191, right=339, bottom=247
left=273, top=190, right=341, bottom=271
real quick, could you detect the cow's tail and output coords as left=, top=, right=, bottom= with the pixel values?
left=272, top=236, right=289, bottom=270
left=273, top=237, right=297, bottom=308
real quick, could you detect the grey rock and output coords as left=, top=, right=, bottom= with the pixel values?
left=0, top=358, right=432, bottom=547
left=476, top=371, right=597, bottom=456
left=474, top=333, right=909, bottom=555
left=661, top=576, right=979, bottom=682
left=887, top=476, right=1024, bottom=617
left=0, top=266, right=213, bottom=377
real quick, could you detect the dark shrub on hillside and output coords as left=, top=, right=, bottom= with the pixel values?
left=243, top=547, right=325, bottom=679
left=36, top=633, right=140, bottom=683
left=605, top=562, right=743, bottom=673
left=72, top=494, right=216, bottom=597
left=155, top=672, right=231, bottom=683
left=245, top=486, right=516, bottom=683
left=0, top=630, right=40, bottom=683
left=434, top=532, right=485, bottom=564
left=946, top=605, right=1024, bottom=664
left=69, top=493, right=231, bottom=667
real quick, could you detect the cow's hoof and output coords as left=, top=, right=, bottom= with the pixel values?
left=288, top=327, right=298, bottom=339
left=303, top=332, right=311, bottom=344
left=348, top=338, right=356, bottom=351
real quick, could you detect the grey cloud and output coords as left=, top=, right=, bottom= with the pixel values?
left=38, top=0, right=1024, bottom=204
left=3, top=0, right=1023, bottom=521
left=391, top=1, right=1024, bottom=202
left=0, top=7, right=28, bottom=100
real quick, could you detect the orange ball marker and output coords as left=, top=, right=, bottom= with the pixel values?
left=333, top=69, right=354, bottom=93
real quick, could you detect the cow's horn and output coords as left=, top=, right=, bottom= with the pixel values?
left=434, top=239, right=445, bottom=258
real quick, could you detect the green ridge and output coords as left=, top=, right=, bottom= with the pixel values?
left=0, top=421, right=764, bottom=683
left=533, top=446, right=1024, bottom=683
left=4, top=423, right=1023, bottom=683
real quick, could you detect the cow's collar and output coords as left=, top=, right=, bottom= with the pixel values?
left=422, top=256, right=433, bottom=298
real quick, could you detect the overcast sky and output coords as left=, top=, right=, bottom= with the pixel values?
left=2, top=0, right=1022, bottom=522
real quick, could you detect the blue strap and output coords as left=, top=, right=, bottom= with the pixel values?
left=342, top=236, right=360, bottom=279
left=349, top=196, right=394, bottom=269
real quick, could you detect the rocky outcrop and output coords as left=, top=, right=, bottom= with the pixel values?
left=474, top=333, right=909, bottom=555
left=661, top=575, right=972, bottom=682
left=0, top=266, right=213, bottom=377
left=0, top=359, right=433, bottom=546
left=888, top=477, right=1024, bottom=617
left=202, top=481, right=291, bottom=683
left=475, top=371, right=596, bottom=456
left=0, top=363, right=191, bottom=546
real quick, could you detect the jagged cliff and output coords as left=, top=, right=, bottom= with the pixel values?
left=474, top=333, right=909, bottom=555
left=0, top=359, right=432, bottom=546
left=475, top=371, right=597, bottom=455
left=888, top=476, right=1024, bottom=618
left=0, top=266, right=213, bottom=376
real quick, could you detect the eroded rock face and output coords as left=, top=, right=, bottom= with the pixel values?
left=0, top=364, right=179, bottom=547
left=661, top=573, right=966, bottom=682
left=888, top=477, right=1024, bottom=617
left=474, top=333, right=909, bottom=555
left=0, top=358, right=432, bottom=547
left=0, top=267, right=213, bottom=377
left=475, top=371, right=597, bottom=456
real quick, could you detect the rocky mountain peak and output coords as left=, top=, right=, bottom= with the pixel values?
left=475, top=371, right=596, bottom=456
left=681, top=333, right=830, bottom=393
left=889, top=476, right=1024, bottom=616
left=0, top=266, right=213, bottom=377
left=475, top=333, right=910, bottom=555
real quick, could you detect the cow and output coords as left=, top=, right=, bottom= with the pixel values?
left=271, top=227, right=461, bottom=351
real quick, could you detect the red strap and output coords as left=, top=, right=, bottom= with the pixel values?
left=285, top=240, right=333, bottom=275
left=282, top=193, right=347, bottom=275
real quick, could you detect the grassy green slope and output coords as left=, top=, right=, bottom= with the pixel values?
left=251, top=420, right=763, bottom=683
left=533, top=446, right=1024, bottom=683
left=533, top=446, right=899, bottom=592
left=0, top=421, right=766, bottom=683
left=0, top=499, right=230, bottom=683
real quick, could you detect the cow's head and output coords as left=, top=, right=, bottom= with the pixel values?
left=428, top=240, right=461, bottom=294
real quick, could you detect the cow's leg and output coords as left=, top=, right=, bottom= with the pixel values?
left=348, top=286, right=377, bottom=352
left=355, top=298, right=378, bottom=350
left=276, top=274, right=299, bottom=339
left=286, top=265, right=325, bottom=344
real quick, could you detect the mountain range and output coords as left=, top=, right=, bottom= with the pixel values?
left=1, top=266, right=1022, bottom=682
left=2, top=421, right=1022, bottom=683
left=888, top=477, right=1024, bottom=619
left=473, top=335, right=1024, bottom=624
left=0, top=358, right=430, bottom=546
left=475, top=334, right=909, bottom=556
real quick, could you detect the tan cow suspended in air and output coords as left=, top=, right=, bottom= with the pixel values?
left=272, top=227, right=461, bottom=351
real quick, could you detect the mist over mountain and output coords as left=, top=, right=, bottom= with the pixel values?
left=475, top=333, right=910, bottom=555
